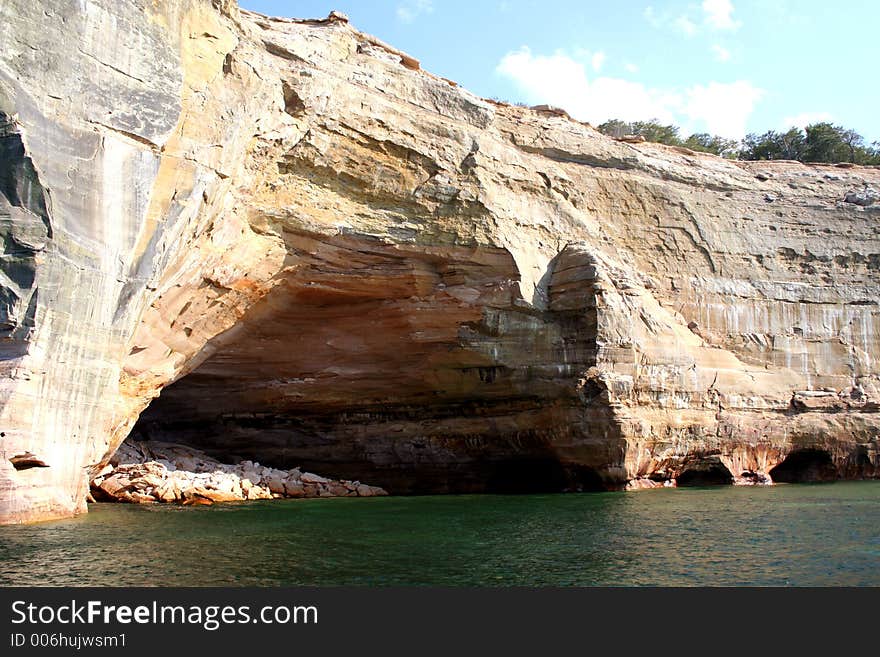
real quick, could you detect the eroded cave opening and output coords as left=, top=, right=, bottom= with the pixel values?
left=676, top=457, right=735, bottom=487
left=769, top=449, right=837, bottom=483
left=127, top=236, right=615, bottom=495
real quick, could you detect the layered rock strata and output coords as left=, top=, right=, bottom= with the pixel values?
left=91, top=440, right=386, bottom=504
left=1, top=0, right=879, bottom=523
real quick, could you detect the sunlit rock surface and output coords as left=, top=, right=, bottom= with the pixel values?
left=91, top=440, right=386, bottom=504
left=2, top=0, right=879, bottom=523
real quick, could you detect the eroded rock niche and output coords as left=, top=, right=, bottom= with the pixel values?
left=131, top=233, right=612, bottom=494
left=769, top=449, right=837, bottom=483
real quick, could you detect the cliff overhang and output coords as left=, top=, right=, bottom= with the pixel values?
left=1, top=0, right=879, bottom=523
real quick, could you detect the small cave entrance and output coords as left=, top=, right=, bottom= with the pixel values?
left=769, top=448, right=837, bottom=483
left=676, top=457, right=734, bottom=487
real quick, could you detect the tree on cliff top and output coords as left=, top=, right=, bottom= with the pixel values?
left=743, top=123, right=879, bottom=164
left=597, top=119, right=738, bottom=158
left=683, top=133, right=741, bottom=159
left=598, top=117, right=880, bottom=164
left=598, top=119, right=681, bottom=146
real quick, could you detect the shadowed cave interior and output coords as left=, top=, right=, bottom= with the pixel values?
left=675, top=457, right=735, bottom=487
left=128, top=238, right=614, bottom=494
left=769, top=448, right=838, bottom=483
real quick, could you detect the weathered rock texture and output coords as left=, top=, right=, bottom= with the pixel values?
left=91, top=440, right=386, bottom=504
left=2, top=0, right=879, bottom=523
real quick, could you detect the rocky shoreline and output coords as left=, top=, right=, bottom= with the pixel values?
left=90, top=441, right=387, bottom=506
left=92, top=440, right=781, bottom=502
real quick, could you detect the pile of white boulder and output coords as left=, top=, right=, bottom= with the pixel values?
left=90, top=440, right=387, bottom=505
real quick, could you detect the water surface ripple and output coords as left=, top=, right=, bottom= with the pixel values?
left=1, top=482, right=878, bottom=586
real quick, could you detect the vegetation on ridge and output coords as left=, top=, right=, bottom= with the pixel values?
left=596, top=118, right=880, bottom=164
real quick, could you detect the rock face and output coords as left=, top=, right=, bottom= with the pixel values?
left=2, top=1, right=880, bottom=523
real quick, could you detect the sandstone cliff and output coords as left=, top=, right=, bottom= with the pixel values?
left=2, top=0, right=879, bottom=523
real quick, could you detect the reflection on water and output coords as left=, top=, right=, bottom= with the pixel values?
left=1, top=482, right=878, bottom=586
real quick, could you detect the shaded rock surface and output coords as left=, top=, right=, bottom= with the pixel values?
left=2, top=1, right=880, bottom=523
left=90, top=440, right=386, bottom=504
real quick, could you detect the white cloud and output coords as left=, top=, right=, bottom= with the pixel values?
left=781, top=112, right=833, bottom=130
left=497, top=47, right=762, bottom=138
left=674, top=15, right=698, bottom=36
left=396, top=0, right=433, bottom=23
left=649, top=1, right=742, bottom=36
left=643, top=6, right=662, bottom=28
left=572, top=47, right=607, bottom=72
left=711, top=44, right=731, bottom=62
left=497, top=47, right=677, bottom=125
left=624, top=62, right=640, bottom=74
left=684, top=81, right=763, bottom=137
left=702, top=0, right=741, bottom=31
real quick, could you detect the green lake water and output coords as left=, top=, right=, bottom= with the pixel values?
left=2, top=481, right=878, bottom=586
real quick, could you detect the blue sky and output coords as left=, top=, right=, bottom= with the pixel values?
left=239, top=1, right=878, bottom=142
